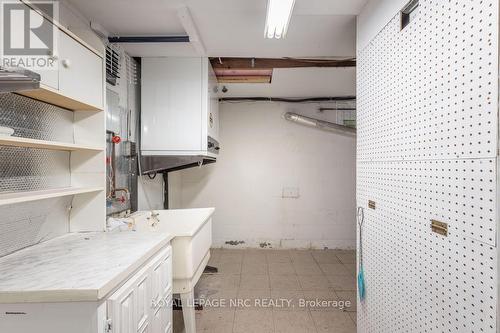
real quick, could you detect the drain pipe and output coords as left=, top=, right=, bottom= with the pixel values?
left=284, top=112, right=356, bottom=136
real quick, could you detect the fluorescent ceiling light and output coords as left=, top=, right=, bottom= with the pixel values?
left=264, top=0, right=295, bottom=39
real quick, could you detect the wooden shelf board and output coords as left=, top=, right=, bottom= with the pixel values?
left=17, top=86, right=103, bottom=112
left=0, top=187, right=104, bottom=206
left=0, top=136, right=104, bottom=152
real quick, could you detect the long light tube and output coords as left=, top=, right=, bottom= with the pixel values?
left=264, top=0, right=296, bottom=39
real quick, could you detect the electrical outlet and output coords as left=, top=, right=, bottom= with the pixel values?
left=282, top=187, right=300, bottom=199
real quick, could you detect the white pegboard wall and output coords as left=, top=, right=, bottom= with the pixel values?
left=356, top=0, right=498, bottom=332
left=356, top=202, right=496, bottom=332
left=357, top=159, right=496, bottom=246
left=357, top=0, right=498, bottom=162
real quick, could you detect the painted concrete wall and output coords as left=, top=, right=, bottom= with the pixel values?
left=169, top=101, right=356, bottom=249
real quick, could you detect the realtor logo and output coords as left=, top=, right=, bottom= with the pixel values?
left=0, top=0, right=58, bottom=69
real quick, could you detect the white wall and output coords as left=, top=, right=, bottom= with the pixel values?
left=138, top=175, right=164, bottom=211
left=169, top=101, right=356, bottom=249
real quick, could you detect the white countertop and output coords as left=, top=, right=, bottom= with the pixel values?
left=0, top=231, right=173, bottom=303
left=134, top=208, right=215, bottom=237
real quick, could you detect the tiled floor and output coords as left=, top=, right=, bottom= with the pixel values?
left=173, top=248, right=357, bottom=333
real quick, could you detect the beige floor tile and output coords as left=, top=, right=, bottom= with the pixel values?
left=269, top=262, right=295, bottom=275
left=242, top=261, right=268, bottom=275
left=310, top=311, right=356, bottom=333
left=236, top=289, right=272, bottom=310
left=208, top=251, right=221, bottom=265
left=335, top=291, right=357, bottom=313
left=195, top=249, right=357, bottom=333
left=243, top=253, right=267, bottom=264
left=195, top=288, right=238, bottom=312
left=219, top=252, right=244, bottom=264
left=267, top=250, right=292, bottom=263
left=273, top=311, right=317, bottom=333
left=195, top=309, right=235, bottom=333
left=319, top=263, right=351, bottom=276
left=343, top=263, right=356, bottom=275
left=298, top=274, right=331, bottom=291
left=240, top=274, right=270, bottom=290
left=348, top=312, right=357, bottom=326
left=302, top=290, right=340, bottom=312
left=326, top=274, right=356, bottom=291
left=311, top=251, right=342, bottom=264
left=290, top=252, right=316, bottom=264
left=233, top=309, right=274, bottom=333
left=196, top=274, right=241, bottom=291
left=270, top=274, right=301, bottom=290
left=215, top=262, right=242, bottom=275
left=293, top=262, right=324, bottom=275
left=271, top=289, right=306, bottom=311
left=336, top=252, right=356, bottom=264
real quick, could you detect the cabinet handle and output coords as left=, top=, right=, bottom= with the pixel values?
left=61, top=59, right=71, bottom=68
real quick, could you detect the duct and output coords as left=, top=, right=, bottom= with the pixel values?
left=284, top=112, right=356, bottom=136
left=108, top=36, right=190, bottom=43
left=0, top=67, right=40, bottom=93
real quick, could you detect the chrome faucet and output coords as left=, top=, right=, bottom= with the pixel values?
left=148, top=210, right=160, bottom=227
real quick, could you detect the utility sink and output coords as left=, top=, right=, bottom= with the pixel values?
left=134, top=208, right=214, bottom=290
left=133, top=208, right=215, bottom=333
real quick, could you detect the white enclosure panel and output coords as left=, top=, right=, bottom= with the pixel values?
left=357, top=159, right=496, bottom=246
left=207, top=61, right=219, bottom=141
left=356, top=0, right=499, bottom=332
left=141, top=58, right=203, bottom=152
left=357, top=0, right=498, bottom=161
left=355, top=201, right=496, bottom=332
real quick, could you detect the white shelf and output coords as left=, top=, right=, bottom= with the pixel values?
left=0, top=136, right=104, bottom=152
left=0, top=187, right=104, bottom=206
left=18, top=86, right=103, bottom=112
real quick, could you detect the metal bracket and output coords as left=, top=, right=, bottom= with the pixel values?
left=368, top=200, right=376, bottom=210
left=431, top=219, right=448, bottom=236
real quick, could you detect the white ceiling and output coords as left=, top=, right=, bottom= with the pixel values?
left=218, top=67, right=356, bottom=98
left=62, top=0, right=368, bottom=58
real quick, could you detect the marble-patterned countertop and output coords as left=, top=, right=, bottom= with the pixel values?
left=0, top=231, right=173, bottom=303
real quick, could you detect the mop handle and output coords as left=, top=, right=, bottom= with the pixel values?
left=357, top=206, right=364, bottom=271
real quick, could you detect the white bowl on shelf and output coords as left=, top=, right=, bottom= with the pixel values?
left=0, top=126, right=14, bottom=137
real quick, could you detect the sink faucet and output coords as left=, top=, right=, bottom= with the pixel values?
left=148, top=210, right=160, bottom=227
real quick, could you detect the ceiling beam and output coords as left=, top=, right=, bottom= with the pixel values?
left=177, top=6, right=206, bottom=56
left=210, top=57, right=356, bottom=69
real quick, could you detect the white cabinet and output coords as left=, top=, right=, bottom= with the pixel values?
left=58, top=30, right=103, bottom=109
left=107, top=246, right=173, bottom=333
left=0, top=245, right=172, bottom=333
left=141, top=57, right=220, bottom=157
left=16, top=2, right=104, bottom=111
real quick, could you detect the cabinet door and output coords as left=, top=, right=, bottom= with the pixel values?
left=151, top=298, right=172, bottom=333
left=16, top=4, right=59, bottom=89
left=108, top=246, right=171, bottom=333
left=58, top=30, right=103, bottom=108
left=136, top=272, right=152, bottom=331
left=138, top=321, right=151, bottom=333
left=107, top=287, right=136, bottom=333
left=151, top=250, right=171, bottom=305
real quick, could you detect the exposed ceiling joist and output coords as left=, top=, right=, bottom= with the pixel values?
left=210, top=57, right=356, bottom=69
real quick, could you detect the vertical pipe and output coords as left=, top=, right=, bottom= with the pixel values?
left=163, top=172, right=169, bottom=209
